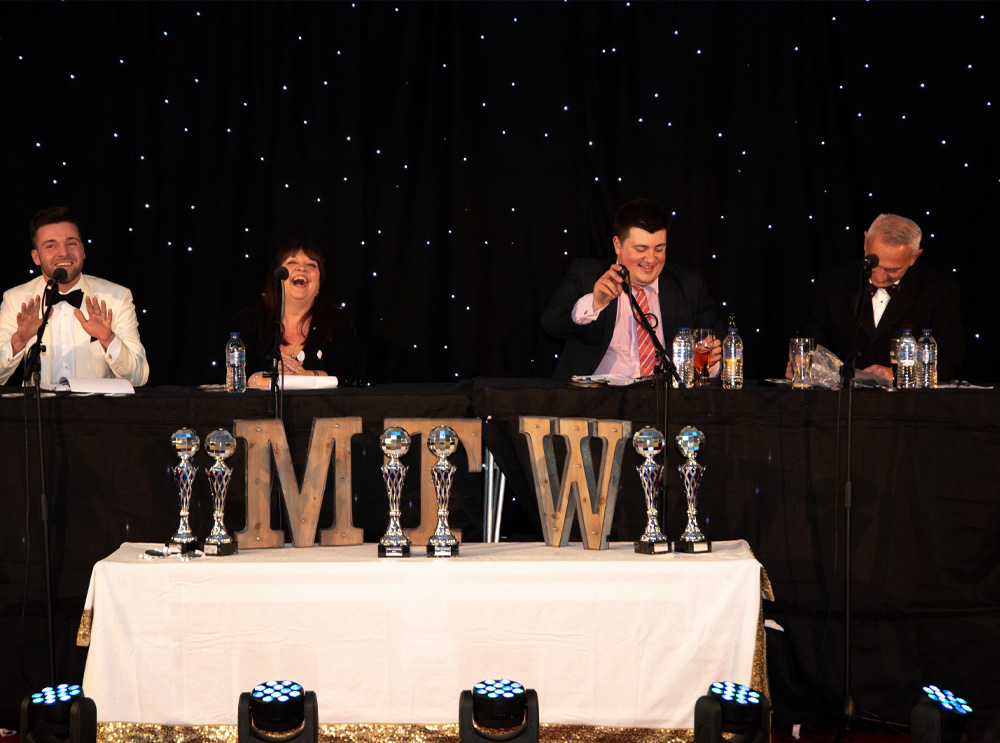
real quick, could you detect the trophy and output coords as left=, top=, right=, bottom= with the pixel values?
left=166, top=428, right=200, bottom=555
left=633, top=427, right=671, bottom=554
left=426, top=425, right=460, bottom=558
left=673, top=426, right=711, bottom=553
left=202, top=429, right=238, bottom=556
left=378, top=426, right=412, bottom=558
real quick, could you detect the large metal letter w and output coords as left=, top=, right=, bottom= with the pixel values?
left=518, top=417, right=631, bottom=550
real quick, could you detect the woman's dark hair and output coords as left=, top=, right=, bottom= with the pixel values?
left=255, top=239, right=341, bottom=345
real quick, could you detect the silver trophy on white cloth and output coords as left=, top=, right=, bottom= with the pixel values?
left=674, top=426, right=711, bottom=553
left=167, top=428, right=200, bottom=555
left=633, top=426, right=671, bottom=554
left=202, top=429, right=238, bottom=556
left=378, top=426, right=412, bottom=557
left=426, top=425, right=460, bottom=557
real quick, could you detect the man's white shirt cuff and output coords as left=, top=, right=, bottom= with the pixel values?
left=1, top=340, right=24, bottom=366
left=101, top=335, right=122, bottom=362
left=572, top=293, right=601, bottom=324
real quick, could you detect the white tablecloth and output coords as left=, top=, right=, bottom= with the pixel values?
left=81, top=541, right=763, bottom=728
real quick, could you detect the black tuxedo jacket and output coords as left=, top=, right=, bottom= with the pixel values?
left=541, top=258, right=723, bottom=379
left=804, top=260, right=965, bottom=380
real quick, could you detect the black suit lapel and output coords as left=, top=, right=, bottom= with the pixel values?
left=844, top=280, right=875, bottom=361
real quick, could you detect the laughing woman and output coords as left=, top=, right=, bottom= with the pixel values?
left=234, top=239, right=357, bottom=387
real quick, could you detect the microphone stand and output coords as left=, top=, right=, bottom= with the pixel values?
left=22, top=277, right=62, bottom=686
left=264, top=271, right=287, bottom=538
left=836, top=259, right=875, bottom=738
left=265, top=272, right=287, bottom=421
left=620, top=271, right=681, bottom=520
left=265, top=322, right=283, bottom=420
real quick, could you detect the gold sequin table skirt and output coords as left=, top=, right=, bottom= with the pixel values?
left=96, top=722, right=694, bottom=743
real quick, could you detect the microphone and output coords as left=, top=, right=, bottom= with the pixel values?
left=274, top=266, right=289, bottom=281
left=50, top=267, right=68, bottom=285
left=863, top=254, right=879, bottom=269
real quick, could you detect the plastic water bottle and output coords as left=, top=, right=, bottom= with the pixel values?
left=916, top=329, right=937, bottom=388
left=672, top=328, right=694, bottom=388
left=895, top=329, right=917, bottom=389
left=722, top=326, right=743, bottom=389
left=225, top=332, right=247, bottom=393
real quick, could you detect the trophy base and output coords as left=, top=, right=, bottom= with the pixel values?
left=202, top=540, right=238, bottom=556
left=673, top=539, right=712, bottom=553
left=165, top=540, right=199, bottom=555
left=635, top=539, right=672, bottom=554
left=378, top=543, right=411, bottom=558
left=426, top=542, right=460, bottom=558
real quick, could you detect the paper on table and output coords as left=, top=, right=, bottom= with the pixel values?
left=570, top=374, right=636, bottom=386
left=41, top=377, right=135, bottom=395
left=278, top=375, right=339, bottom=390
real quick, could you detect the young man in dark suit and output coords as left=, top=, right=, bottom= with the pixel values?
left=542, top=198, right=723, bottom=380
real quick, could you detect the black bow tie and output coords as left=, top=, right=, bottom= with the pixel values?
left=56, top=289, right=84, bottom=309
left=867, top=283, right=900, bottom=298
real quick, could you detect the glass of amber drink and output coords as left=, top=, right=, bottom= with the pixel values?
left=692, top=329, right=713, bottom=386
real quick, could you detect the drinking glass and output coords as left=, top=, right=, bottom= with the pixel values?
left=692, top=329, right=713, bottom=386
left=789, top=338, right=815, bottom=389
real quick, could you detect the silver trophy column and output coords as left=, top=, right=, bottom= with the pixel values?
left=167, top=428, right=200, bottom=555
left=426, top=425, right=460, bottom=557
left=378, top=426, right=412, bottom=558
left=673, top=426, right=711, bottom=553
left=202, top=428, right=238, bottom=556
left=633, top=427, right=671, bottom=554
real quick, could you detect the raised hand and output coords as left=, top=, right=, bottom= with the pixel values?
left=75, top=297, right=116, bottom=348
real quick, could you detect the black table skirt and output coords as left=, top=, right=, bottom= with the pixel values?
left=2, top=379, right=997, bottom=733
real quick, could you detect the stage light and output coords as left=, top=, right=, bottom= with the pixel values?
left=459, top=678, right=539, bottom=743
left=19, top=683, right=97, bottom=743
left=694, top=681, right=770, bottom=743
left=238, top=680, right=318, bottom=743
left=912, top=685, right=973, bottom=743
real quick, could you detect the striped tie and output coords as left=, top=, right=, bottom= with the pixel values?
left=634, top=287, right=656, bottom=377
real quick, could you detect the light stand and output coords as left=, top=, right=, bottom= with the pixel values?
left=912, top=685, right=972, bottom=743
left=459, top=679, right=539, bottom=743
left=238, top=680, right=318, bottom=743
left=695, top=682, right=770, bottom=743
left=20, top=684, right=97, bottom=743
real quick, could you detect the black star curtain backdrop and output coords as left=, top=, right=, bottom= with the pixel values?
left=1, top=1, right=997, bottom=385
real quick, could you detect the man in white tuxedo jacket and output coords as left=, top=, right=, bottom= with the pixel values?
left=0, top=207, right=149, bottom=386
